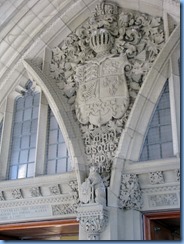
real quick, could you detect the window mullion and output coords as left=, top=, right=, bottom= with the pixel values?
left=35, top=92, right=48, bottom=176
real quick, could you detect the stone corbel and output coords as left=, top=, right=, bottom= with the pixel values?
left=77, top=203, right=108, bottom=240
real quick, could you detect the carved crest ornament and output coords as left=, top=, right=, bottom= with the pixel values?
left=50, top=0, right=165, bottom=212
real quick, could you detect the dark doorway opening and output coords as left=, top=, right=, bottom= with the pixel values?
left=143, top=211, right=180, bottom=240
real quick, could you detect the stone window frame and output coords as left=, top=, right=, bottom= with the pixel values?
left=0, top=85, right=72, bottom=181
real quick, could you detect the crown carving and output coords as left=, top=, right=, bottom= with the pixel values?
left=91, top=0, right=119, bottom=23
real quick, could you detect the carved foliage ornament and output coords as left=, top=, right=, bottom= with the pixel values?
left=149, top=171, right=164, bottom=184
left=119, top=173, right=142, bottom=210
left=50, top=1, right=164, bottom=180
left=77, top=204, right=108, bottom=240
left=50, top=0, right=164, bottom=109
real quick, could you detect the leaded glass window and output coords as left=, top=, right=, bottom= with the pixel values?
left=46, top=108, right=71, bottom=174
left=140, top=81, right=174, bottom=161
left=8, top=91, right=40, bottom=179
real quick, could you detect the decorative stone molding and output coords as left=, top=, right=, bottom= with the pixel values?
left=119, top=173, right=142, bottom=210
left=12, top=189, right=23, bottom=199
left=149, top=193, right=178, bottom=207
left=175, top=169, right=180, bottom=182
left=77, top=204, right=108, bottom=240
left=49, top=0, right=165, bottom=184
left=0, top=193, right=77, bottom=209
left=141, top=184, right=180, bottom=194
left=49, top=185, right=61, bottom=195
left=52, top=203, right=77, bottom=215
left=30, top=187, right=42, bottom=197
left=149, top=171, right=164, bottom=184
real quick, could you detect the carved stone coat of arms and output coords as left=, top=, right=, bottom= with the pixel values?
left=75, top=55, right=129, bottom=127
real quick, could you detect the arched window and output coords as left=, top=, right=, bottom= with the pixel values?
left=45, top=108, right=72, bottom=175
left=8, top=91, right=40, bottom=179
left=140, top=81, right=174, bottom=161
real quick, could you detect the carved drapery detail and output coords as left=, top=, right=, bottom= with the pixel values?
left=77, top=204, right=108, bottom=240
left=49, top=0, right=165, bottom=183
left=119, top=173, right=142, bottom=210
left=149, top=171, right=164, bottom=184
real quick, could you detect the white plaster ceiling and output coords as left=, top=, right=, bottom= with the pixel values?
left=0, top=0, right=180, bottom=107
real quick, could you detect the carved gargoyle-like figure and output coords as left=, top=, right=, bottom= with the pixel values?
left=79, top=166, right=106, bottom=206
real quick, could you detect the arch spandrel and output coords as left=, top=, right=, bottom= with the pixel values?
left=110, top=24, right=180, bottom=198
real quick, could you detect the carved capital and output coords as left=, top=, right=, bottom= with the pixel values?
left=119, top=173, right=142, bottom=210
left=77, top=204, right=108, bottom=240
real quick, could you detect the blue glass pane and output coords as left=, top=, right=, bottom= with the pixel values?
left=10, top=151, right=19, bottom=165
left=25, top=95, right=33, bottom=108
left=15, top=111, right=23, bottom=122
left=12, top=137, right=21, bottom=150
left=49, top=130, right=58, bottom=144
left=48, top=145, right=57, bottom=160
left=57, top=159, right=67, bottom=173
left=23, top=108, right=32, bottom=121
left=29, top=149, right=35, bottom=162
left=30, top=134, right=36, bottom=147
left=47, top=160, right=56, bottom=174
left=27, top=163, right=35, bottom=177
left=16, top=97, right=24, bottom=110
left=9, top=165, right=18, bottom=179
left=19, top=150, right=28, bottom=164
left=22, top=121, right=31, bottom=134
left=18, top=164, right=27, bottom=178
left=58, top=143, right=67, bottom=158
left=13, top=123, right=22, bottom=136
left=31, top=119, right=37, bottom=133
left=21, top=136, right=29, bottom=149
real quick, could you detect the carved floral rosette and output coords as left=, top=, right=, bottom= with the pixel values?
left=77, top=204, right=108, bottom=240
left=50, top=0, right=165, bottom=182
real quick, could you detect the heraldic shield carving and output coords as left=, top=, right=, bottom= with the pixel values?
left=75, top=54, right=129, bottom=127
